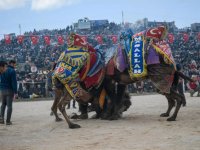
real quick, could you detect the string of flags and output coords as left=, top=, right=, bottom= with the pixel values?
left=167, top=32, right=200, bottom=43
left=2, top=34, right=118, bottom=45
left=2, top=32, right=200, bottom=45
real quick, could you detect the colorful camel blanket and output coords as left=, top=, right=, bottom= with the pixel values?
left=127, top=26, right=175, bottom=79
left=53, top=47, right=105, bottom=99
left=152, top=40, right=176, bottom=68
left=52, top=47, right=89, bottom=98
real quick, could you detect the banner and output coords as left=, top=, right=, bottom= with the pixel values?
left=168, top=33, right=174, bottom=44
left=183, top=33, right=189, bottom=42
left=57, top=35, right=64, bottom=45
left=197, top=32, right=200, bottom=41
left=4, top=34, right=11, bottom=44
left=31, top=35, right=39, bottom=45
left=17, top=35, right=24, bottom=44
left=111, top=35, right=118, bottom=44
left=95, top=35, right=103, bottom=44
left=44, top=35, right=51, bottom=45
left=80, top=35, right=88, bottom=43
left=128, top=35, right=147, bottom=79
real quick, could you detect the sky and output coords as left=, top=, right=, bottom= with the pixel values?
left=0, top=0, right=199, bottom=38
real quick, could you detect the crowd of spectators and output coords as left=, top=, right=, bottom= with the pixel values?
left=0, top=21, right=199, bottom=99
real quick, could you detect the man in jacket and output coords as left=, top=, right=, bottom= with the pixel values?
left=0, top=60, right=18, bottom=125
left=0, top=61, right=7, bottom=119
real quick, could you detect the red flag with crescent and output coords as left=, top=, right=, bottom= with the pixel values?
left=80, top=35, right=87, bottom=43
left=146, top=26, right=167, bottom=40
left=4, top=34, right=11, bottom=44
left=197, top=32, right=200, bottom=41
left=95, top=35, right=103, bottom=44
left=73, top=34, right=88, bottom=47
left=168, top=33, right=174, bottom=44
left=44, top=35, right=51, bottom=45
left=111, top=35, right=118, bottom=44
left=17, top=35, right=24, bottom=44
left=31, top=35, right=39, bottom=45
left=57, top=35, right=64, bottom=45
left=183, top=33, right=189, bottom=42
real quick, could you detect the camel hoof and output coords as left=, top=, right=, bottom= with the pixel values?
left=69, top=123, right=81, bottom=129
left=100, top=113, right=110, bottom=120
left=160, top=113, right=169, bottom=117
left=71, top=113, right=79, bottom=119
left=182, top=102, right=186, bottom=107
left=109, top=115, right=119, bottom=120
left=55, top=117, right=63, bottom=122
left=167, top=117, right=176, bottom=121
left=91, top=114, right=100, bottom=119
left=50, top=111, right=54, bottom=116
left=79, top=113, right=88, bottom=119
left=71, top=113, right=88, bottom=119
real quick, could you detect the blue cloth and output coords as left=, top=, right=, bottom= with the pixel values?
left=0, top=65, right=17, bottom=94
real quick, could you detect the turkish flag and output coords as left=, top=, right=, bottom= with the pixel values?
left=146, top=26, right=166, bottom=39
left=17, top=35, right=24, bottom=44
left=57, top=35, right=64, bottom=45
left=183, top=33, right=189, bottom=42
left=31, top=35, right=39, bottom=45
left=80, top=35, right=87, bottom=43
left=197, top=32, right=200, bottom=41
left=111, top=35, right=118, bottom=44
left=4, top=34, right=11, bottom=44
left=44, top=35, right=51, bottom=45
left=95, top=35, right=103, bottom=44
left=167, top=33, right=174, bottom=44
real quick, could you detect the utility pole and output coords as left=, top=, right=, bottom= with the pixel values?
left=122, top=11, right=124, bottom=25
left=19, top=24, right=21, bottom=35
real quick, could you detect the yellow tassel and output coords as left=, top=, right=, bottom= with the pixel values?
left=99, top=88, right=106, bottom=109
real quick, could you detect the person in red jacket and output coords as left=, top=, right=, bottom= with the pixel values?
left=187, top=75, right=200, bottom=97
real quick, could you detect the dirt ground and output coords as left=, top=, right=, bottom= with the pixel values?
left=0, top=93, right=200, bottom=150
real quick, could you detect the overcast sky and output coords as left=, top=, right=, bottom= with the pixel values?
left=0, top=0, right=199, bottom=37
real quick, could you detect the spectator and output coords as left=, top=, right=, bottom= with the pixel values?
left=187, top=75, right=200, bottom=97
left=0, top=61, right=7, bottom=74
left=67, top=100, right=76, bottom=109
left=0, top=60, right=18, bottom=125
left=0, top=61, right=7, bottom=118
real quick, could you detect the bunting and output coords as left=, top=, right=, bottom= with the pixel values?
left=2, top=33, right=200, bottom=45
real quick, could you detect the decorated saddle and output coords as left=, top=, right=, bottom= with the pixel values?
left=113, top=26, right=176, bottom=93
left=52, top=33, right=105, bottom=99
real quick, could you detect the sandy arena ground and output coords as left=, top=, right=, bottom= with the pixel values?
left=0, top=93, right=200, bottom=150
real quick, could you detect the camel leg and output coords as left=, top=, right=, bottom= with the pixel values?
left=167, top=90, right=183, bottom=121
left=58, top=91, right=81, bottom=129
left=109, top=84, right=126, bottom=120
left=103, top=78, right=118, bottom=120
left=51, top=88, right=63, bottom=122
left=71, top=103, right=89, bottom=119
left=160, top=94, right=175, bottom=117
